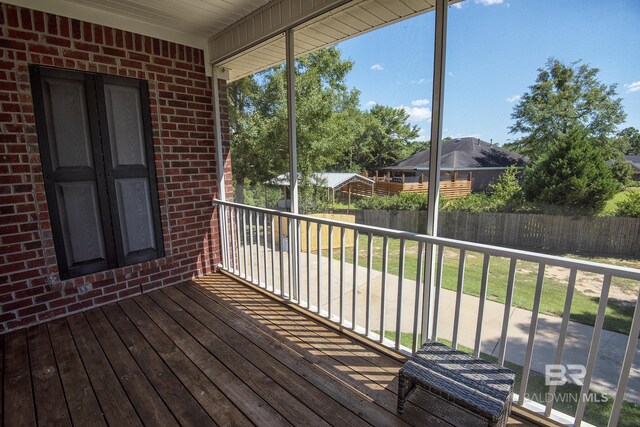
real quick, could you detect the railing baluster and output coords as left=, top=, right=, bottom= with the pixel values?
left=328, top=225, right=334, bottom=320
left=379, top=235, right=389, bottom=344
left=296, top=218, right=301, bottom=302
left=366, top=233, right=373, bottom=337
left=287, top=218, right=293, bottom=300
left=219, top=205, right=228, bottom=270
left=278, top=215, right=284, bottom=297
left=248, top=210, right=255, bottom=283
left=339, top=227, right=346, bottom=325
left=412, top=241, right=424, bottom=353
left=574, top=275, right=612, bottom=425
left=545, top=268, right=577, bottom=417
left=474, top=254, right=491, bottom=357
left=235, top=208, right=242, bottom=277
left=306, top=220, right=311, bottom=309
left=255, top=212, right=262, bottom=287
left=395, top=238, right=406, bottom=351
left=262, top=213, right=268, bottom=289
left=608, top=284, right=640, bottom=427
left=498, top=258, right=517, bottom=366
left=518, top=263, right=545, bottom=405
left=430, top=245, right=444, bottom=341
left=224, top=206, right=231, bottom=270
left=452, top=249, right=466, bottom=350
left=230, top=207, right=237, bottom=274
left=270, top=214, right=276, bottom=293
left=352, top=230, right=359, bottom=331
left=317, top=224, right=322, bottom=314
left=242, top=209, right=248, bottom=279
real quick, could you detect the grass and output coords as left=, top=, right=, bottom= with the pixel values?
left=602, top=187, right=640, bottom=215
left=323, top=235, right=638, bottom=334
left=385, top=332, right=640, bottom=427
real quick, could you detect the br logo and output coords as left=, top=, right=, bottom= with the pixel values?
left=545, top=364, right=586, bottom=386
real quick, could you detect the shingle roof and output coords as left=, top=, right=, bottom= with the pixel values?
left=381, top=137, right=529, bottom=171
left=268, top=172, right=374, bottom=189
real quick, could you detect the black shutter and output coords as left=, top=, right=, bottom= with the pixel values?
left=96, top=75, right=164, bottom=266
left=30, top=66, right=117, bottom=279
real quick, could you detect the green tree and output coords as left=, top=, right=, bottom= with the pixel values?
left=228, top=47, right=360, bottom=202
left=609, top=157, right=633, bottom=187
left=522, top=127, right=620, bottom=211
left=351, top=105, right=420, bottom=172
left=612, top=127, right=640, bottom=155
left=508, top=58, right=626, bottom=159
left=616, top=192, right=640, bottom=217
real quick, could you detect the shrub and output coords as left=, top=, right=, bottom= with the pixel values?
left=609, top=157, right=633, bottom=187
left=522, top=127, right=620, bottom=212
left=616, top=192, right=640, bottom=217
left=357, top=192, right=429, bottom=210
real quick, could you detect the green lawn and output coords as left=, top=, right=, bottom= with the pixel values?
left=323, top=235, right=637, bottom=334
left=386, top=332, right=640, bottom=427
left=602, top=187, right=640, bottom=215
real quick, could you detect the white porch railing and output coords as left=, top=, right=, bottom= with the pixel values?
left=214, top=199, right=640, bottom=427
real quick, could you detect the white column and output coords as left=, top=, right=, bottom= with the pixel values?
left=285, top=29, right=300, bottom=300
left=212, top=66, right=228, bottom=270
left=421, top=0, right=448, bottom=344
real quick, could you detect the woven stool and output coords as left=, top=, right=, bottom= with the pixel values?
left=398, top=340, right=515, bottom=427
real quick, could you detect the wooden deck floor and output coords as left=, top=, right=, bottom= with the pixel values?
left=1, top=273, right=537, bottom=426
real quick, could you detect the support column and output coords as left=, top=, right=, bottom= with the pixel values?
left=285, top=28, right=300, bottom=300
left=212, top=66, right=229, bottom=270
left=421, top=0, right=448, bottom=344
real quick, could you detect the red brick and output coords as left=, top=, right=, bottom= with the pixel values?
left=20, top=8, right=32, bottom=30
left=8, top=29, right=39, bottom=41
left=33, top=10, right=45, bottom=32
left=6, top=5, right=19, bottom=27
left=47, top=14, right=58, bottom=35
left=45, top=35, right=71, bottom=47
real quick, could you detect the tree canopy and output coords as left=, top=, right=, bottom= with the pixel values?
left=228, top=47, right=423, bottom=202
left=508, top=58, right=626, bottom=159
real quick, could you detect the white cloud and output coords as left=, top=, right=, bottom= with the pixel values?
left=475, top=0, right=503, bottom=5
left=418, top=128, right=430, bottom=139
left=506, top=94, right=521, bottom=103
left=448, top=71, right=454, bottom=77
left=365, top=100, right=377, bottom=107
left=410, top=78, right=426, bottom=84
left=370, top=64, right=384, bottom=71
left=398, top=105, right=432, bottom=122
left=451, top=2, right=464, bottom=9
left=411, top=99, right=430, bottom=106
left=624, top=81, right=640, bottom=93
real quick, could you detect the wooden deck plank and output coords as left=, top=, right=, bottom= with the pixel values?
left=116, top=298, right=253, bottom=427
left=149, top=290, right=331, bottom=427
left=65, top=313, right=143, bottom=427
left=0, top=334, right=3, bottom=427
left=47, top=319, right=106, bottom=427
left=199, top=276, right=534, bottom=427
left=26, top=324, right=72, bottom=427
left=3, top=330, right=36, bottom=427
left=175, top=283, right=422, bottom=427
left=99, top=304, right=214, bottom=426
left=133, top=294, right=291, bottom=427
left=165, top=285, right=375, bottom=427
left=189, top=279, right=447, bottom=426
left=82, top=309, right=177, bottom=427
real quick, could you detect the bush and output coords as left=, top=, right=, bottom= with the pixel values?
left=616, top=192, right=640, bottom=217
left=609, top=157, right=633, bottom=187
left=522, top=127, right=620, bottom=212
left=357, top=192, right=429, bottom=210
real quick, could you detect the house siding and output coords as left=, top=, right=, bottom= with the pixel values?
left=0, top=3, right=232, bottom=333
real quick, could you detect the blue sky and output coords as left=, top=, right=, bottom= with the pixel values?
left=335, top=0, right=640, bottom=145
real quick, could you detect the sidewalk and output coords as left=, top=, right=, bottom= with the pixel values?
left=235, top=245, right=640, bottom=403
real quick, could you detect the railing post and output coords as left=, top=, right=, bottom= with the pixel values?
left=212, top=66, right=228, bottom=270
left=421, top=0, right=448, bottom=345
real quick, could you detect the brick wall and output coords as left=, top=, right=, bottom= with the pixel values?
left=0, top=3, right=233, bottom=333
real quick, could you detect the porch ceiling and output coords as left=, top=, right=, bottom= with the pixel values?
left=216, top=0, right=442, bottom=81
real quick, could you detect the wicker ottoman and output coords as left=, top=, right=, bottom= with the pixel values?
left=398, top=340, right=515, bottom=427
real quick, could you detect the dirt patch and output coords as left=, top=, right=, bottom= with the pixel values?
left=544, top=265, right=637, bottom=306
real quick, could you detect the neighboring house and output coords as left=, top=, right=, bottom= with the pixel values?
left=269, top=172, right=374, bottom=207
left=378, top=137, right=529, bottom=192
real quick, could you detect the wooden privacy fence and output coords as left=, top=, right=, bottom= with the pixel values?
left=359, top=210, right=640, bottom=257
left=371, top=179, right=471, bottom=198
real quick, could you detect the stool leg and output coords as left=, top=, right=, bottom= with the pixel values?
left=397, top=373, right=415, bottom=414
